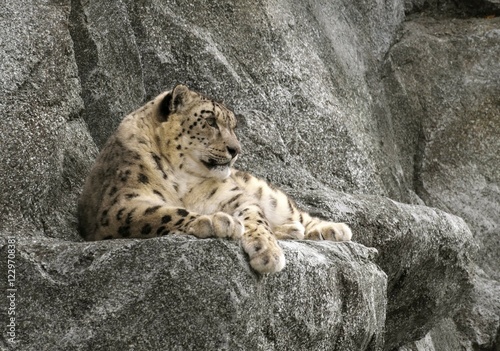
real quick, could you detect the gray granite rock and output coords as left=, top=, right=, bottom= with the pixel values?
left=69, top=0, right=145, bottom=148
left=404, top=0, right=500, bottom=17
left=1, top=236, right=387, bottom=351
left=385, top=15, right=500, bottom=351
left=287, top=188, right=476, bottom=350
left=0, top=0, right=92, bottom=241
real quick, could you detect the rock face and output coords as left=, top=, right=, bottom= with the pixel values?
left=0, top=0, right=498, bottom=350
left=290, top=189, right=476, bottom=349
left=383, top=6, right=500, bottom=351
left=2, top=238, right=387, bottom=350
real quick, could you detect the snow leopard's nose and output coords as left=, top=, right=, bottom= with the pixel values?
left=227, top=145, right=240, bottom=158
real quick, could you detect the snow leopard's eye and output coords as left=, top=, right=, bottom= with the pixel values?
left=206, top=116, right=218, bottom=129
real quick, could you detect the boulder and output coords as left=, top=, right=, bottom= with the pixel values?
left=288, top=188, right=476, bottom=349
left=2, top=236, right=387, bottom=350
left=384, top=14, right=500, bottom=350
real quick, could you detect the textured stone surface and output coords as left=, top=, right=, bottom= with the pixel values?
left=69, top=0, right=145, bottom=148
left=0, top=0, right=497, bottom=350
left=1, top=236, right=387, bottom=351
left=385, top=15, right=500, bottom=351
left=287, top=188, right=476, bottom=350
left=404, top=0, right=500, bottom=17
left=0, top=0, right=93, bottom=241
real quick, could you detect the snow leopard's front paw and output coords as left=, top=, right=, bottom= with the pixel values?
left=187, top=212, right=243, bottom=240
left=273, top=221, right=305, bottom=240
left=242, top=228, right=286, bottom=274
left=305, top=222, right=352, bottom=242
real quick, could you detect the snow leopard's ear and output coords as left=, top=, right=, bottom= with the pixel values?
left=158, top=84, right=193, bottom=122
left=171, top=84, right=192, bottom=111
left=158, top=90, right=173, bottom=122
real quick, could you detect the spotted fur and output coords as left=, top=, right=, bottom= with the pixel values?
left=78, top=85, right=352, bottom=273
